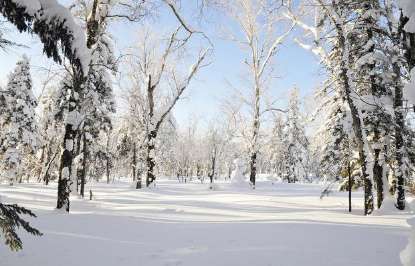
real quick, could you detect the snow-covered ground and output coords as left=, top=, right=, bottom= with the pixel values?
left=0, top=179, right=412, bottom=266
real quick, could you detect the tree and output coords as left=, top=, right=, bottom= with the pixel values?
left=0, top=0, right=90, bottom=72
left=0, top=0, right=89, bottom=250
left=291, top=0, right=375, bottom=214
left=267, top=115, right=288, bottom=180
left=37, top=86, right=65, bottom=185
left=0, top=202, right=42, bottom=251
left=68, top=0, right=117, bottom=197
left=0, top=56, right=38, bottom=185
left=394, top=0, right=415, bottom=210
left=284, top=88, right=310, bottom=183
left=223, top=0, right=294, bottom=188
left=126, top=27, right=209, bottom=188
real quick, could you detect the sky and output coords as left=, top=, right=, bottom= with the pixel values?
left=0, top=1, right=324, bottom=131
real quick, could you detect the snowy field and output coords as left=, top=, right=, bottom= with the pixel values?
left=0, top=179, right=412, bottom=266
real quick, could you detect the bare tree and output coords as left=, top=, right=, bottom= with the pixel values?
left=222, top=0, right=294, bottom=188
left=126, top=27, right=210, bottom=188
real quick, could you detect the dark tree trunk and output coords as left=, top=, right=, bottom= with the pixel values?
left=106, top=133, right=111, bottom=184
left=57, top=123, right=76, bottom=212
left=57, top=69, right=84, bottom=212
left=391, top=12, right=415, bottom=211
left=209, top=151, right=216, bottom=184
left=132, top=142, right=137, bottom=182
left=373, top=148, right=383, bottom=209
left=80, top=132, right=88, bottom=198
left=43, top=147, right=57, bottom=186
left=373, top=127, right=384, bottom=209
left=106, top=157, right=110, bottom=184
left=393, top=51, right=405, bottom=209
left=146, top=130, right=157, bottom=187
left=249, top=152, right=257, bottom=188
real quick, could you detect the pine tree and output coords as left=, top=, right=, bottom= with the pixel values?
left=76, top=2, right=116, bottom=196
left=0, top=0, right=90, bottom=73
left=284, top=88, right=310, bottom=183
left=0, top=202, right=42, bottom=251
left=0, top=56, right=38, bottom=185
left=268, top=115, right=288, bottom=180
left=318, top=82, right=351, bottom=183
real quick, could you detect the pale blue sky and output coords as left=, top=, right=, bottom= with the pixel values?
left=0, top=2, right=323, bottom=130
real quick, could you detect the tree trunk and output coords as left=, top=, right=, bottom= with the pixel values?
left=373, top=148, right=383, bottom=209
left=209, top=151, right=216, bottom=184
left=80, top=132, right=88, bottom=198
left=348, top=162, right=352, bottom=213
left=393, top=59, right=406, bottom=210
left=373, top=127, right=384, bottom=209
left=249, top=152, right=257, bottom=188
left=146, top=130, right=157, bottom=187
left=106, top=157, right=110, bottom=184
left=106, top=133, right=111, bottom=184
left=57, top=123, right=77, bottom=212
left=337, top=27, right=373, bottom=215
left=132, top=142, right=137, bottom=182
left=57, top=70, right=84, bottom=212
left=37, top=145, right=46, bottom=182
left=43, top=148, right=57, bottom=186
left=249, top=83, right=261, bottom=189
left=391, top=13, right=415, bottom=211
left=42, top=144, right=52, bottom=185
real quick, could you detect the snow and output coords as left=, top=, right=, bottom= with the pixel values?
left=0, top=179, right=412, bottom=266
left=401, top=199, right=415, bottom=266
left=230, top=158, right=246, bottom=184
left=399, top=0, right=415, bottom=32
left=399, top=0, right=415, bottom=107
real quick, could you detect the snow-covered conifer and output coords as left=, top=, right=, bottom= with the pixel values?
left=0, top=56, right=38, bottom=185
left=284, top=88, right=310, bottom=183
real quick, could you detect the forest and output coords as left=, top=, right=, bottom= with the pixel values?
left=0, top=0, right=414, bottom=265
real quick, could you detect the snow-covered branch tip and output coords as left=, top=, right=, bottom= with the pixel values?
left=0, top=0, right=91, bottom=75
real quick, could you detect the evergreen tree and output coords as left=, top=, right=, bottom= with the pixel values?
left=76, top=5, right=116, bottom=196
left=0, top=56, right=38, bottom=185
left=268, top=115, right=288, bottom=180
left=349, top=0, right=394, bottom=209
left=312, top=0, right=374, bottom=214
left=318, top=83, right=352, bottom=183
left=0, top=202, right=42, bottom=251
left=285, top=88, right=310, bottom=183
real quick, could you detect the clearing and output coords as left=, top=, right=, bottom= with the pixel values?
left=0, top=180, right=412, bottom=266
